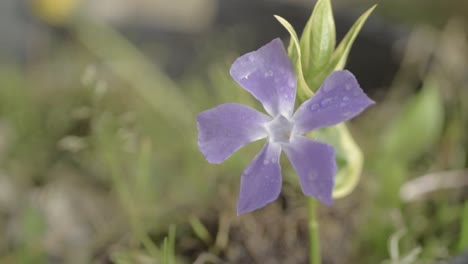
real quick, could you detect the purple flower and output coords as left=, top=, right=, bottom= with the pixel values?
left=197, top=38, right=374, bottom=215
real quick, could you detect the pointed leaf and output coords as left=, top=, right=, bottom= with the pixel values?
left=287, top=35, right=299, bottom=69
left=307, top=5, right=376, bottom=91
left=274, top=15, right=313, bottom=100
left=300, top=0, right=336, bottom=78
left=312, top=124, right=364, bottom=198
left=332, top=5, right=377, bottom=70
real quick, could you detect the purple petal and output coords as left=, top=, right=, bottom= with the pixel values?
left=230, top=38, right=296, bottom=117
left=197, top=103, right=271, bottom=164
left=293, top=70, right=374, bottom=134
left=283, top=136, right=336, bottom=205
left=237, top=142, right=282, bottom=215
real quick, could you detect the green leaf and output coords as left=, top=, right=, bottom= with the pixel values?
left=168, top=225, right=176, bottom=264
left=308, top=5, right=376, bottom=91
left=286, top=34, right=299, bottom=70
left=332, top=5, right=376, bottom=70
left=190, top=216, right=213, bottom=245
left=311, top=124, right=364, bottom=198
left=161, top=236, right=168, bottom=264
left=274, top=15, right=313, bottom=100
left=300, top=0, right=336, bottom=79
left=382, top=78, right=444, bottom=162
left=458, top=201, right=468, bottom=252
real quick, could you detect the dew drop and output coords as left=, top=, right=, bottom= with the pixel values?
left=240, top=70, right=252, bottom=80
left=342, top=96, right=349, bottom=102
left=263, top=159, right=270, bottom=165
left=244, top=165, right=254, bottom=175
left=320, top=98, right=333, bottom=107
left=345, top=84, right=353, bottom=91
left=308, top=171, right=318, bottom=182
left=324, top=85, right=334, bottom=92
left=309, top=104, right=320, bottom=111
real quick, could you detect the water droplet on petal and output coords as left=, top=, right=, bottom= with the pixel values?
left=320, top=98, right=333, bottom=107
left=345, top=84, right=353, bottom=91
left=307, top=171, right=318, bottom=182
left=324, top=85, right=334, bottom=92
left=244, top=164, right=254, bottom=175
left=342, top=96, right=349, bottom=101
left=309, top=104, right=320, bottom=111
left=265, top=70, right=273, bottom=77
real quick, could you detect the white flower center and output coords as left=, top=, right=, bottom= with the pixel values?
left=265, top=115, right=294, bottom=144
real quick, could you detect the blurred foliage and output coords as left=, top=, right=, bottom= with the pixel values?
left=381, top=79, right=444, bottom=164
left=31, top=0, right=79, bottom=25
left=354, top=20, right=468, bottom=264
left=459, top=202, right=468, bottom=252
left=0, top=2, right=467, bottom=264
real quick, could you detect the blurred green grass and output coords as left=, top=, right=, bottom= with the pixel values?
left=0, top=16, right=466, bottom=264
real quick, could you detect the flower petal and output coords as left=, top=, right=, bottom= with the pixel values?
left=283, top=136, right=336, bottom=205
left=197, top=103, right=271, bottom=164
left=237, top=142, right=282, bottom=215
left=230, top=38, right=296, bottom=117
left=293, top=70, right=374, bottom=134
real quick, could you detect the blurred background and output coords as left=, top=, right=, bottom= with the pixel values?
left=0, top=0, right=467, bottom=263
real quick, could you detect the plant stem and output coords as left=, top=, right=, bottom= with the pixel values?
left=308, top=198, right=321, bottom=264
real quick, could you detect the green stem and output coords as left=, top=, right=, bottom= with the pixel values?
left=308, top=198, right=321, bottom=264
